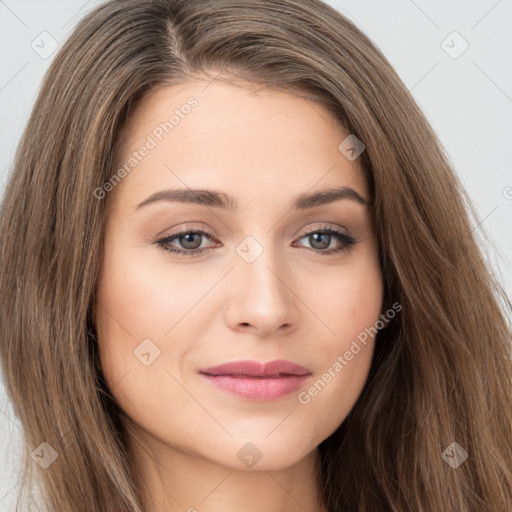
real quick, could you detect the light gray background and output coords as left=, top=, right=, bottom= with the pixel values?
left=1, top=1, right=511, bottom=510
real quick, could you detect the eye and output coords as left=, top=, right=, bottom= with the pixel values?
left=292, top=224, right=357, bottom=256
left=155, top=226, right=218, bottom=258
left=154, top=224, right=357, bottom=258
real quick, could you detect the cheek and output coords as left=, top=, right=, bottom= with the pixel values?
left=94, top=244, right=205, bottom=391
left=96, top=240, right=217, bottom=339
left=309, top=249, right=383, bottom=347
left=94, top=248, right=209, bottom=438
left=97, top=250, right=198, bottom=331
left=296, top=254, right=383, bottom=438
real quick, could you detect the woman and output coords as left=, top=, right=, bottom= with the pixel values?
left=0, top=0, right=511, bottom=511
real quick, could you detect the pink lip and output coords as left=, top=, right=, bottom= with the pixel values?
left=199, top=359, right=312, bottom=401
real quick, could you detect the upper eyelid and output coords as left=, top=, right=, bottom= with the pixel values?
left=158, top=222, right=348, bottom=237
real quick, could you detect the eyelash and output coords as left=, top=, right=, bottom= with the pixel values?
left=154, top=224, right=357, bottom=258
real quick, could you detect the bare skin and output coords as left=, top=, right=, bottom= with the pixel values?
left=95, top=76, right=383, bottom=512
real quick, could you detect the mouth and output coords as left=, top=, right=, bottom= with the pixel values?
left=198, top=359, right=312, bottom=401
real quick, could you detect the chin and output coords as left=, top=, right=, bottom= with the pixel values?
left=213, top=436, right=318, bottom=472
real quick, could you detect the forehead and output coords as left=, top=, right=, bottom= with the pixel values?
left=110, top=79, right=368, bottom=211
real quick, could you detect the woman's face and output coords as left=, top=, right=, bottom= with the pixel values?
left=95, top=78, right=383, bottom=471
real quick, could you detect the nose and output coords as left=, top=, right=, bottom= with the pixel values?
left=224, top=248, right=299, bottom=337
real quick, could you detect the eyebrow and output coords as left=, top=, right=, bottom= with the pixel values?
left=134, top=186, right=369, bottom=211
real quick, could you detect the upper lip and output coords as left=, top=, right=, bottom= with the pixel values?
left=199, top=359, right=311, bottom=377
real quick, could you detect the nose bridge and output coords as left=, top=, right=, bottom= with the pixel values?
left=226, top=231, right=298, bottom=334
left=237, top=233, right=288, bottom=302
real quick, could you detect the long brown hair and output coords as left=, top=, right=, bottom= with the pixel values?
left=1, top=0, right=511, bottom=510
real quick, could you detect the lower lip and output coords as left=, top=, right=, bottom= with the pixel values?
left=200, top=374, right=310, bottom=401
